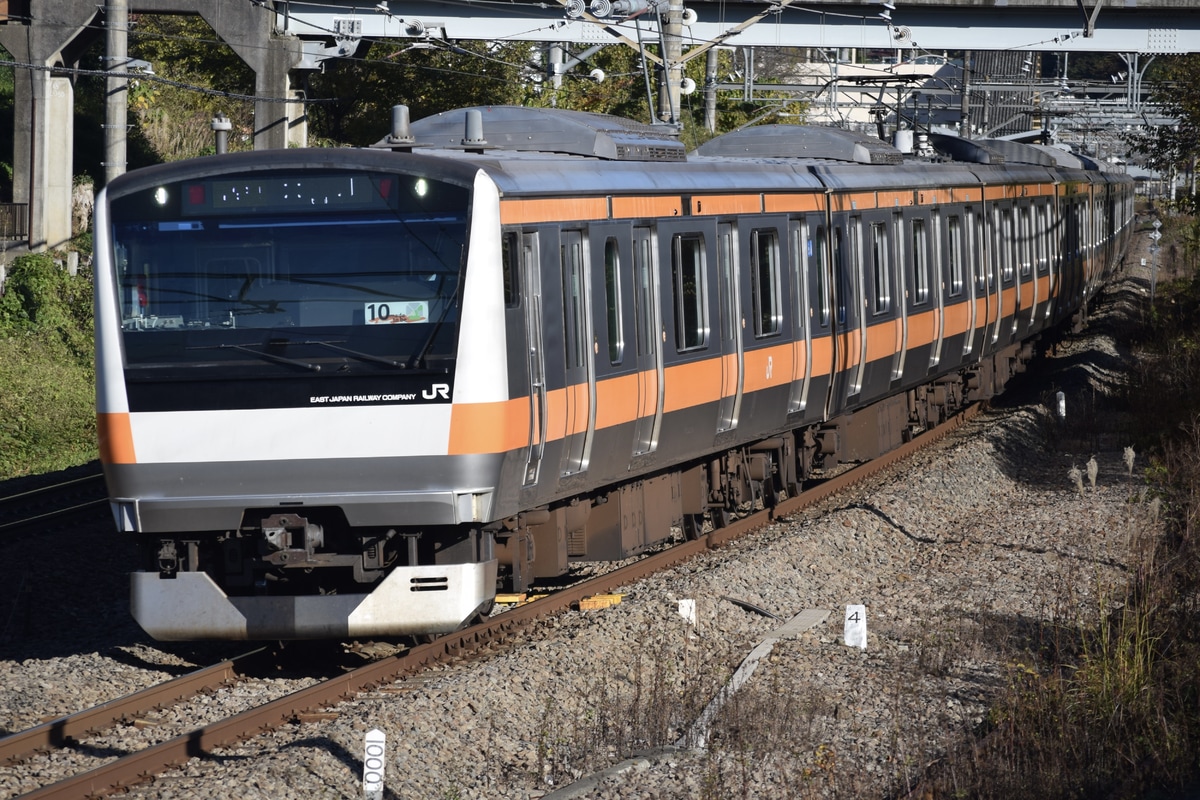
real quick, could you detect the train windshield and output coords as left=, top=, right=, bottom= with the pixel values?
left=107, top=169, right=469, bottom=371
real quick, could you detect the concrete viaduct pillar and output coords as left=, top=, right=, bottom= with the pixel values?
left=0, top=3, right=96, bottom=251
left=0, top=1, right=305, bottom=252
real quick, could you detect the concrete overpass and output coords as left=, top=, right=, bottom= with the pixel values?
left=282, top=0, right=1200, bottom=56
left=1, top=0, right=1199, bottom=252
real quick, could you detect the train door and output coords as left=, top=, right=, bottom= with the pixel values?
left=979, top=207, right=1001, bottom=350
left=631, top=226, right=663, bottom=456
left=716, top=221, right=743, bottom=433
left=995, top=204, right=1015, bottom=344
left=590, top=222, right=633, bottom=470
left=559, top=229, right=595, bottom=475
left=963, top=209, right=982, bottom=357
left=887, top=212, right=908, bottom=383
left=1017, top=202, right=1036, bottom=336
left=830, top=214, right=866, bottom=410
left=928, top=209, right=945, bottom=369
left=1038, top=200, right=1055, bottom=323
left=946, top=213, right=969, bottom=365
left=520, top=233, right=547, bottom=486
left=788, top=218, right=818, bottom=416
left=740, top=217, right=789, bottom=424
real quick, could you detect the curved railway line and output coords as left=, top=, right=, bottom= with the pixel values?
left=1, top=404, right=978, bottom=799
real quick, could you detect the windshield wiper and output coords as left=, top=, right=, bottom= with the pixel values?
left=187, top=342, right=321, bottom=372
left=301, top=339, right=403, bottom=368
left=408, top=277, right=457, bottom=370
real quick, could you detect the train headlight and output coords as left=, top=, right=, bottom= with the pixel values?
left=413, top=178, right=428, bottom=198
left=154, top=186, right=169, bottom=206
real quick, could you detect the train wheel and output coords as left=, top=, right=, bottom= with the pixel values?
left=711, top=507, right=732, bottom=530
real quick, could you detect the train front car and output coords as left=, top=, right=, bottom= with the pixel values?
left=95, top=150, right=504, bottom=640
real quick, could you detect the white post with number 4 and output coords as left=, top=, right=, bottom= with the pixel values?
left=844, top=605, right=867, bottom=649
left=363, top=728, right=386, bottom=799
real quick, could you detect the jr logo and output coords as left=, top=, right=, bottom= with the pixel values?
left=423, top=383, right=451, bottom=400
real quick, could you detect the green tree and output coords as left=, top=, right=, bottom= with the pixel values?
left=129, top=14, right=255, bottom=162
left=1124, top=54, right=1200, bottom=213
left=306, top=40, right=538, bottom=145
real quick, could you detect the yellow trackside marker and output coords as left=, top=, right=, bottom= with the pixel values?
left=576, top=594, right=624, bottom=614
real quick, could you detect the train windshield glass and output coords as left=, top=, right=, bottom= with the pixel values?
left=107, top=169, right=469, bottom=370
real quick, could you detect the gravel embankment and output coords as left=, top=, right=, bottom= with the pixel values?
left=0, top=228, right=1161, bottom=800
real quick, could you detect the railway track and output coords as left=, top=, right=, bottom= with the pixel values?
left=1, top=403, right=979, bottom=799
left=0, top=464, right=108, bottom=537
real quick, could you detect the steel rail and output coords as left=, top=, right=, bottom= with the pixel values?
left=0, top=649, right=264, bottom=766
left=0, top=470, right=108, bottom=533
left=0, top=472, right=104, bottom=506
left=15, top=405, right=980, bottom=799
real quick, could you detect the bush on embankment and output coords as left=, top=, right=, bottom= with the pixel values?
left=0, top=251, right=96, bottom=478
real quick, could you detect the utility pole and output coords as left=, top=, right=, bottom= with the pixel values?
left=105, top=0, right=129, bottom=185
left=658, top=0, right=684, bottom=124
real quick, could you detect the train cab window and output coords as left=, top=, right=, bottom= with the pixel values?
left=911, top=218, right=929, bottom=305
left=561, top=232, right=587, bottom=369
left=870, top=222, right=891, bottom=314
left=671, top=233, right=709, bottom=352
left=750, top=229, right=782, bottom=337
left=502, top=232, right=520, bottom=307
left=603, top=237, right=624, bottom=365
left=947, top=216, right=964, bottom=297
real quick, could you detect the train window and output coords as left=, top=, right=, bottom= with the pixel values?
left=671, top=233, right=708, bottom=351
left=968, top=212, right=987, bottom=291
left=501, top=232, right=520, bottom=307
left=1001, top=209, right=1015, bottom=282
left=561, top=232, right=586, bottom=369
left=750, top=229, right=782, bottom=337
left=1019, top=207, right=1033, bottom=277
left=947, top=216, right=964, bottom=297
left=718, top=227, right=736, bottom=343
left=911, top=218, right=929, bottom=305
left=634, top=235, right=653, bottom=356
left=604, top=237, right=624, bottom=365
left=870, top=222, right=890, bottom=314
left=834, top=227, right=847, bottom=326
left=812, top=225, right=830, bottom=328
left=1035, top=204, right=1049, bottom=274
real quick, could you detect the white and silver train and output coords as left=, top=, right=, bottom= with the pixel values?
left=94, top=106, right=1134, bottom=640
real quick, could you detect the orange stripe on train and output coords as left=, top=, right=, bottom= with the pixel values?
left=448, top=398, right=531, bottom=456
left=98, top=412, right=137, bottom=465
left=663, top=357, right=722, bottom=413
left=500, top=197, right=608, bottom=225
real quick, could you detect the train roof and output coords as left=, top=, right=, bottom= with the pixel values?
left=398, top=105, right=687, bottom=162
left=108, top=106, right=1130, bottom=205
left=692, top=124, right=903, bottom=165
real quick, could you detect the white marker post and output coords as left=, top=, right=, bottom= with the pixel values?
left=363, top=728, right=386, bottom=800
left=844, top=605, right=867, bottom=649
left=677, top=598, right=697, bottom=627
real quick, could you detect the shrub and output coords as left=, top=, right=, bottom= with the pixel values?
left=0, top=252, right=96, bottom=478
